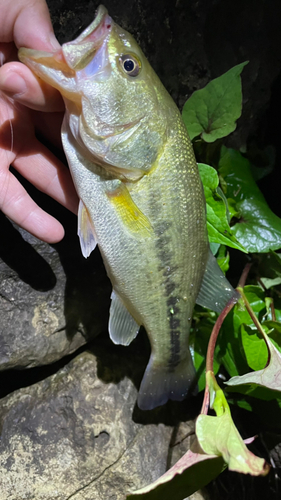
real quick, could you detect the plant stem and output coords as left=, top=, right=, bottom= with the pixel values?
left=206, top=297, right=238, bottom=373
left=201, top=262, right=253, bottom=416
left=257, top=277, right=267, bottom=291
left=200, top=295, right=238, bottom=415
left=237, top=262, right=252, bottom=288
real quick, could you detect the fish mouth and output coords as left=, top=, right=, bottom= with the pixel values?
left=62, top=5, right=112, bottom=71
left=18, top=6, right=112, bottom=77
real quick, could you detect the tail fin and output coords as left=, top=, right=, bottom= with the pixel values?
left=137, top=351, right=196, bottom=411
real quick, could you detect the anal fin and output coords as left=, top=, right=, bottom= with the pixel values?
left=78, top=199, right=97, bottom=258
left=109, top=290, right=140, bottom=346
left=196, top=248, right=240, bottom=313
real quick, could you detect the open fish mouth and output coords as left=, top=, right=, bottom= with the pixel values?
left=18, top=6, right=112, bottom=76
left=62, top=5, right=112, bottom=71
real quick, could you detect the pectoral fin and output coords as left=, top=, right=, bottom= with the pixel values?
left=107, top=184, right=153, bottom=237
left=196, top=249, right=240, bottom=313
left=109, top=291, right=140, bottom=346
left=78, top=199, right=97, bottom=258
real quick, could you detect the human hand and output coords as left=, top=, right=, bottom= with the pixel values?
left=0, top=0, right=78, bottom=243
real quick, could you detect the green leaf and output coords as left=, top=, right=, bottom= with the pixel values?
left=182, top=62, right=248, bottom=142
left=258, top=252, right=281, bottom=290
left=197, top=373, right=270, bottom=476
left=196, top=412, right=268, bottom=475
left=217, top=245, right=230, bottom=273
left=219, top=147, right=281, bottom=253
left=241, top=324, right=268, bottom=371
left=226, top=332, right=281, bottom=392
left=241, top=321, right=281, bottom=372
left=261, top=277, right=281, bottom=289
left=219, top=286, right=267, bottom=377
left=126, top=450, right=224, bottom=500
left=198, top=163, right=246, bottom=251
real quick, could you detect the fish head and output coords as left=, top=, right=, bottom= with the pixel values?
left=19, top=5, right=171, bottom=180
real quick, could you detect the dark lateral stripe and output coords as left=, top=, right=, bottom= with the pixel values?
left=168, top=329, right=181, bottom=370
left=169, top=316, right=180, bottom=329
left=167, top=296, right=178, bottom=308
left=166, top=281, right=176, bottom=295
left=154, top=219, right=182, bottom=371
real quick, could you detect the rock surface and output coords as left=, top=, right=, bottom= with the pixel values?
left=0, top=349, right=203, bottom=500
left=0, top=212, right=110, bottom=370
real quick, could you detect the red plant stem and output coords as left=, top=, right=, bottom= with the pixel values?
left=258, top=277, right=267, bottom=291
left=200, top=262, right=253, bottom=415
left=206, top=296, right=238, bottom=373
left=237, top=262, right=252, bottom=289
left=200, top=295, right=238, bottom=415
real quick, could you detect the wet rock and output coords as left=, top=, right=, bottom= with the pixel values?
left=0, top=211, right=110, bottom=370
left=0, top=351, right=173, bottom=500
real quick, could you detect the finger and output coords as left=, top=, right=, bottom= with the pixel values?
left=0, top=62, right=64, bottom=112
left=0, top=169, right=65, bottom=243
left=13, top=138, right=79, bottom=215
left=0, top=0, right=60, bottom=51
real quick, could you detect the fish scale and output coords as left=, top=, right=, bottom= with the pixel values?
left=19, top=5, right=238, bottom=410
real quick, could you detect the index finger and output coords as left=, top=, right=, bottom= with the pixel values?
left=0, top=1, right=63, bottom=112
left=0, top=0, right=60, bottom=51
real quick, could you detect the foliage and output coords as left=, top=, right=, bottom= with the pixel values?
left=127, top=62, right=281, bottom=499
left=182, top=62, right=248, bottom=142
left=219, top=148, right=281, bottom=252
left=198, top=163, right=245, bottom=252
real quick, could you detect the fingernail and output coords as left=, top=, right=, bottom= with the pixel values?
left=47, top=33, right=61, bottom=51
left=0, top=72, right=27, bottom=96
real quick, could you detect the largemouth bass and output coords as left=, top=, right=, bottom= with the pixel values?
left=19, top=5, right=237, bottom=410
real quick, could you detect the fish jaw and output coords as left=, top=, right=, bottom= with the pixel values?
left=62, top=5, right=112, bottom=71
left=18, top=47, right=80, bottom=101
left=18, top=5, right=112, bottom=101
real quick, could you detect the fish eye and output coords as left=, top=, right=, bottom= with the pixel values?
left=119, top=54, right=141, bottom=77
